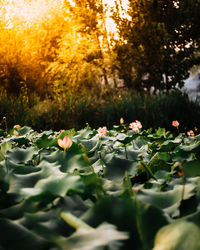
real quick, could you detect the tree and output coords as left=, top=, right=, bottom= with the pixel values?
left=113, top=0, right=200, bottom=91
left=66, top=0, right=110, bottom=86
left=0, top=0, right=117, bottom=97
left=0, top=0, right=67, bottom=97
left=47, top=0, right=117, bottom=97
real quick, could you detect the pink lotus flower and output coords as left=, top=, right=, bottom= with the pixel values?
left=120, top=117, right=124, bottom=124
left=60, top=129, right=65, bottom=133
left=172, top=120, right=179, bottom=127
left=129, top=120, right=142, bottom=132
left=129, top=122, right=139, bottom=132
left=58, top=136, right=72, bottom=151
left=187, top=130, right=195, bottom=136
left=98, top=126, right=107, bottom=137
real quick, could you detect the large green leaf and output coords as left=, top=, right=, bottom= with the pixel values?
left=115, top=133, right=139, bottom=144
left=6, top=147, right=38, bottom=164
left=77, top=136, right=101, bottom=153
left=41, top=144, right=91, bottom=173
left=17, top=126, right=34, bottom=136
left=84, top=196, right=168, bottom=250
left=102, top=151, right=138, bottom=182
left=64, top=223, right=128, bottom=250
left=34, top=173, right=84, bottom=197
left=182, top=160, right=200, bottom=177
left=176, top=140, right=200, bottom=153
left=74, top=127, right=96, bottom=140
left=137, top=184, right=195, bottom=215
left=0, top=142, right=12, bottom=162
left=147, top=152, right=171, bottom=173
left=159, top=138, right=182, bottom=151
left=34, top=132, right=58, bottom=148
left=0, top=218, right=50, bottom=250
left=153, top=220, right=200, bottom=250
left=5, top=160, right=84, bottom=202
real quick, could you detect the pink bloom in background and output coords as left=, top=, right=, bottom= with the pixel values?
left=187, top=130, right=195, bottom=136
left=172, top=120, right=179, bottom=127
left=58, top=136, right=72, bottom=151
left=120, top=117, right=124, bottom=124
left=60, top=129, right=65, bottom=133
left=129, top=120, right=142, bottom=132
left=129, top=122, right=139, bottom=132
left=98, top=126, right=107, bottom=137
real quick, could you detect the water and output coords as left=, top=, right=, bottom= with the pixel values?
left=183, top=72, right=200, bottom=103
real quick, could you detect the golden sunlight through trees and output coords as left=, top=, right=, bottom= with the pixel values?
left=2, top=0, right=65, bottom=28
left=0, top=0, right=128, bottom=96
left=1, top=0, right=197, bottom=97
left=0, top=0, right=69, bottom=95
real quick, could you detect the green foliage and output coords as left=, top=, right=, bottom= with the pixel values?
left=1, top=89, right=200, bottom=132
left=0, top=0, right=115, bottom=97
left=0, top=0, right=199, bottom=97
left=153, top=220, right=200, bottom=250
left=1, top=123, right=200, bottom=249
left=113, top=0, right=200, bottom=91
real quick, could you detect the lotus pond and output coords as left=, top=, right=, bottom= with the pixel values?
left=0, top=123, right=200, bottom=250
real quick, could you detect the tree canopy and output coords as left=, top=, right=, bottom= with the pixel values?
left=114, top=0, right=200, bottom=91
left=0, top=0, right=199, bottom=96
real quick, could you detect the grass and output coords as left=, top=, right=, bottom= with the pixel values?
left=0, top=88, right=200, bottom=132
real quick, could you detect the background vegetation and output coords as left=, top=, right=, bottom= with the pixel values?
left=0, top=0, right=200, bottom=130
left=1, top=89, right=200, bottom=133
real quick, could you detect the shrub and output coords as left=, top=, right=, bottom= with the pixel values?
left=1, top=89, right=200, bottom=132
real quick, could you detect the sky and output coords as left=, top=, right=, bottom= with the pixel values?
left=1, top=0, right=129, bottom=32
left=104, top=0, right=129, bottom=33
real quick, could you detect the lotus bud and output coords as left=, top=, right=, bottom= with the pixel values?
left=58, top=136, right=72, bottom=151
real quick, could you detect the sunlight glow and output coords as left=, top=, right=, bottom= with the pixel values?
left=103, top=0, right=130, bottom=34
left=0, top=0, right=130, bottom=94
left=1, top=0, right=129, bottom=32
left=2, top=0, right=65, bottom=28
